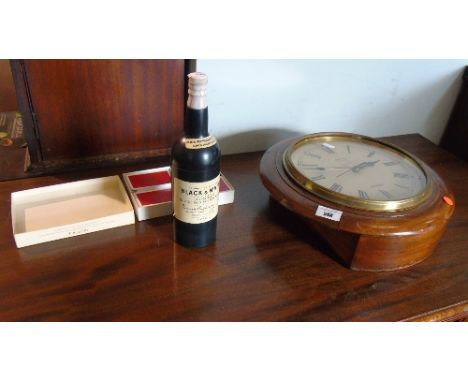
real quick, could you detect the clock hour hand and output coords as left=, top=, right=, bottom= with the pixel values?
left=337, top=161, right=367, bottom=177
left=328, top=166, right=351, bottom=170
left=337, top=160, right=380, bottom=177
left=357, top=160, right=380, bottom=172
left=301, top=165, right=350, bottom=171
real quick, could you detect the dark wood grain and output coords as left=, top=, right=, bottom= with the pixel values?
left=0, top=134, right=467, bottom=321
left=10, top=60, right=42, bottom=164
left=0, top=60, right=17, bottom=111
left=10, top=59, right=191, bottom=173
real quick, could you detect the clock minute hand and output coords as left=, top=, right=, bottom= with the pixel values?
left=336, top=160, right=380, bottom=177
left=355, top=160, right=380, bottom=172
left=328, top=166, right=351, bottom=169
left=337, top=161, right=367, bottom=177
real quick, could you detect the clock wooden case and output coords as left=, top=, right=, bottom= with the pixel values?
left=260, top=134, right=455, bottom=271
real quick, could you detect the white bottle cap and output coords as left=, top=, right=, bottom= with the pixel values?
left=187, top=72, right=208, bottom=110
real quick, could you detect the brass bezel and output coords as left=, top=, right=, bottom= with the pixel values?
left=283, top=132, right=433, bottom=212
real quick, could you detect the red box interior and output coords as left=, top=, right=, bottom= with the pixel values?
left=137, top=188, right=172, bottom=206
left=219, top=178, right=230, bottom=192
left=128, top=170, right=171, bottom=189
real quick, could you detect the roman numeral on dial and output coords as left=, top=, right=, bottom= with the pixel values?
left=395, top=183, right=409, bottom=189
left=305, top=151, right=321, bottom=159
left=330, top=183, right=343, bottom=193
left=321, top=146, right=334, bottom=154
left=358, top=190, right=369, bottom=199
left=311, top=174, right=326, bottom=181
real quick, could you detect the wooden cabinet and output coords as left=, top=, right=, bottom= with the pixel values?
left=0, top=59, right=17, bottom=111
left=11, top=59, right=194, bottom=173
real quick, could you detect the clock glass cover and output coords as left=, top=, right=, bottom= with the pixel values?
left=283, top=133, right=431, bottom=211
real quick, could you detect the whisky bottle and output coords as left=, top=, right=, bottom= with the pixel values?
left=171, top=72, right=221, bottom=248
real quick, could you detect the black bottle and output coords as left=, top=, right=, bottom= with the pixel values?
left=171, top=72, right=221, bottom=248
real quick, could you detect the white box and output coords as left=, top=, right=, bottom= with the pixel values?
left=11, top=175, right=135, bottom=248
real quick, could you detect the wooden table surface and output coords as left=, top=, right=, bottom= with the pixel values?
left=0, top=134, right=467, bottom=321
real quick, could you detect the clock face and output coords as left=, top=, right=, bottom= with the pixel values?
left=283, top=133, right=431, bottom=211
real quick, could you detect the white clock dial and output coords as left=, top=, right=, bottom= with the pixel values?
left=283, top=134, right=432, bottom=211
left=290, top=139, right=426, bottom=201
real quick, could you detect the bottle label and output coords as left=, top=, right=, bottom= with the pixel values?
left=173, top=175, right=220, bottom=224
left=184, top=135, right=217, bottom=150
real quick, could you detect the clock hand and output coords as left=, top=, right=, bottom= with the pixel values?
left=366, top=159, right=380, bottom=167
left=354, top=160, right=380, bottom=173
left=328, top=166, right=351, bottom=170
left=337, top=160, right=380, bottom=177
left=301, top=165, right=350, bottom=171
left=337, top=161, right=367, bottom=177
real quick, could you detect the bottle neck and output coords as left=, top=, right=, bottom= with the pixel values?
left=185, top=72, right=209, bottom=138
left=185, top=107, right=209, bottom=138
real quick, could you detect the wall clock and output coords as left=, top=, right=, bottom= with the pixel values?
left=259, top=132, right=455, bottom=271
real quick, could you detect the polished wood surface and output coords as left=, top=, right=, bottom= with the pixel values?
left=10, top=59, right=189, bottom=172
left=0, top=134, right=467, bottom=321
left=259, top=137, right=455, bottom=271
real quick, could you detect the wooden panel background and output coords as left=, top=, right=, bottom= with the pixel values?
left=11, top=59, right=189, bottom=171
left=0, top=59, right=17, bottom=111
